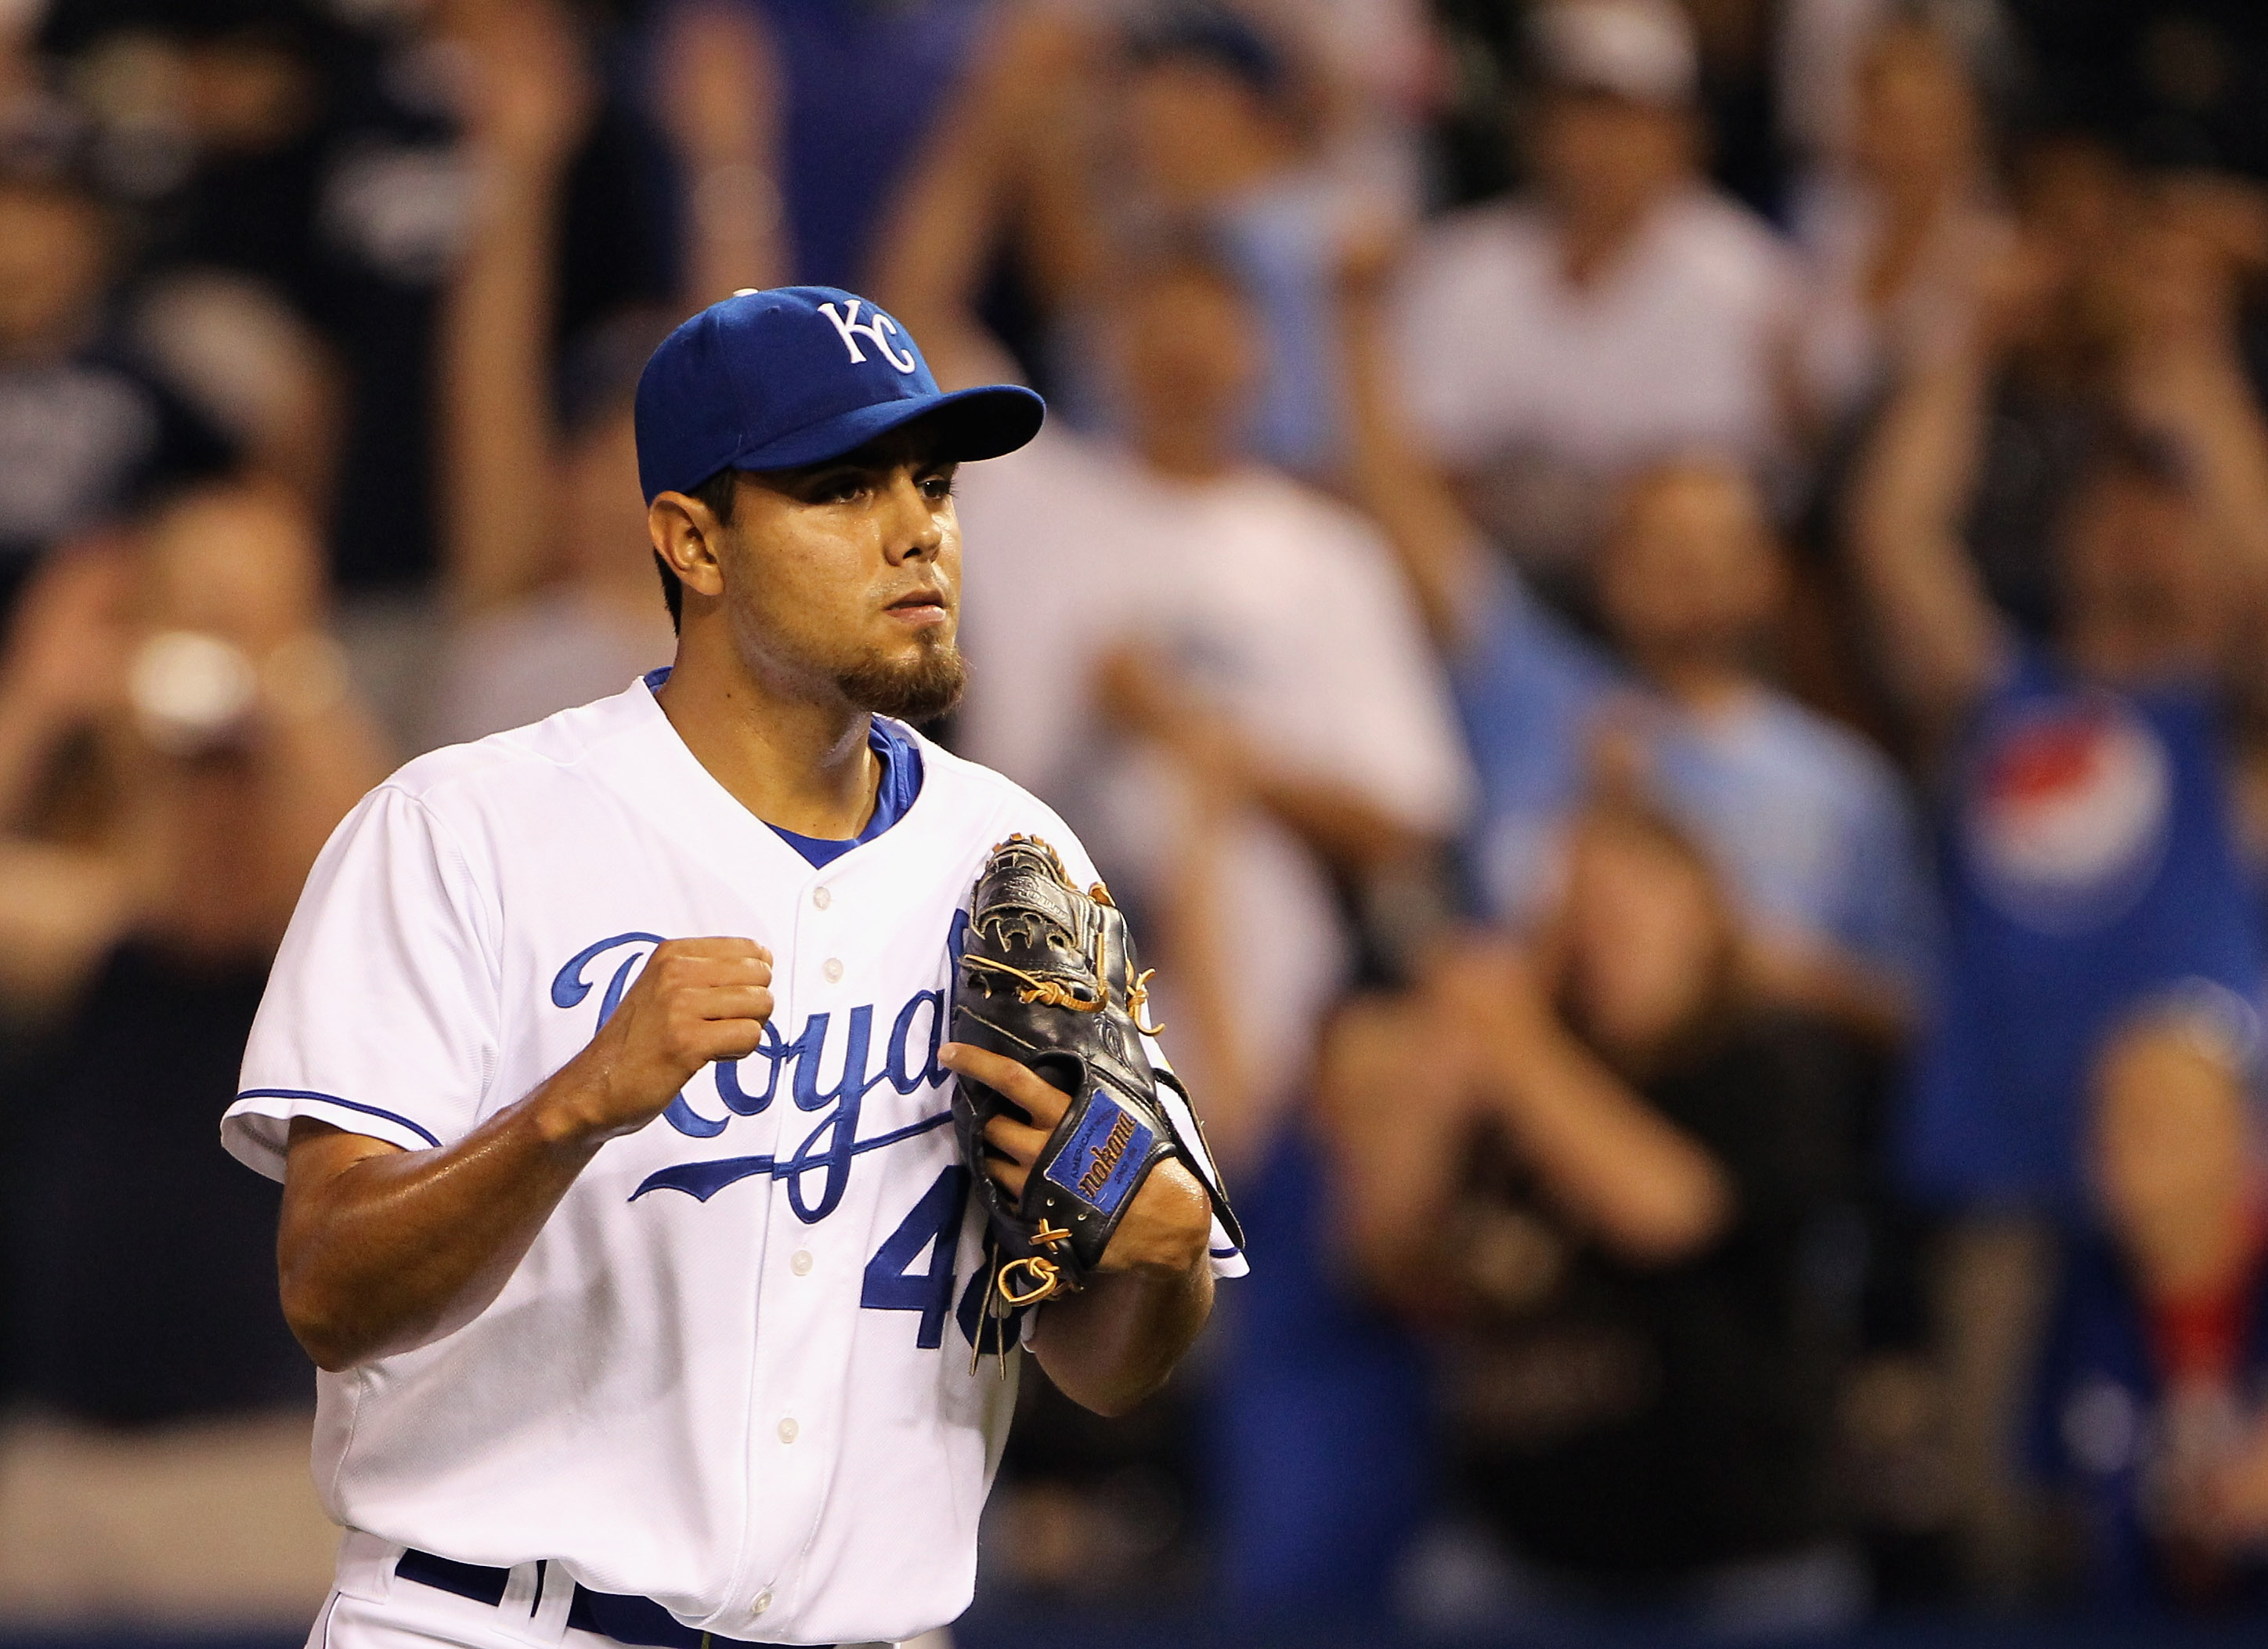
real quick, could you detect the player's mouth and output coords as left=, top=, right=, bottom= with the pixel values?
left=882, top=586, right=950, bottom=628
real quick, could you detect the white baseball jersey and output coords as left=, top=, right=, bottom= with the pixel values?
left=222, top=674, right=1245, bottom=1647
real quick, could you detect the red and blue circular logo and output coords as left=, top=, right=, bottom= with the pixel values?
left=1963, top=691, right=2172, bottom=935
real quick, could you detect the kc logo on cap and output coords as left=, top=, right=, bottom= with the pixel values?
left=816, top=299, right=918, bottom=374
left=634, top=285, right=1044, bottom=504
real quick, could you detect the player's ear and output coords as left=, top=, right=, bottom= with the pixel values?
left=648, top=491, right=728, bottom=602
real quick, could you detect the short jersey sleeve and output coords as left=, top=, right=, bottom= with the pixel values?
left=223, top=784, right=502, bottom=1181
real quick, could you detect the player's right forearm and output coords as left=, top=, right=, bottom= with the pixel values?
left=276, top=1070, right=619, bottom=1371
left=277, top=936, right=774, bottom=1370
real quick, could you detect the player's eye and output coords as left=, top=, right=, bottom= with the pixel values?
left=807, top=472, right=866, bottom=504
left=919, top=470, right=958, bottom=503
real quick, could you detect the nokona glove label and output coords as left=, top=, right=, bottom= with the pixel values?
left=1042, top=1092, right=1154, bottom=1218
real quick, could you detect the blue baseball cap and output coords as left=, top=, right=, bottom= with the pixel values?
left=633, top=285, right=1046, bottom=503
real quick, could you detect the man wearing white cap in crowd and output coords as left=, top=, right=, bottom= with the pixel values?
left=1388, top=0, right=1802, bottom=611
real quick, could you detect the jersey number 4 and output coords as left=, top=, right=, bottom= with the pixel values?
left=860, top=1166, right=1024, bottom=1354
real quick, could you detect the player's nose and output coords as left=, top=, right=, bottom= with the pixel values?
left=877, top=468, right=945, bottom=564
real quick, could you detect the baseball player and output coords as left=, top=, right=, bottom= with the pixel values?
left=222, top=287, right=1246, bottom=1649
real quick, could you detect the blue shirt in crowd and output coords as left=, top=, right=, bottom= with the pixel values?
left=1450, top=569, right=1936, bottom=994
left=1904, top=649, right=2263, bottom=1213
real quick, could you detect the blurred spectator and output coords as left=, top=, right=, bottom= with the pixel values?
left=957, top=240, right=1468, bottom=1165
left=1851, top=222, right=2268, bottom=1213
left=648, top=0, right=789, bottom=306
left=864, top=0, right=1089, bottom=389
left=1776, top=0, right=2017, bottom=189
left=1584, top=467, right=1931, bottom=1032
left=1919, top=142, right=2268, bottom=642
left=429, top=311, right=676, bottom=745
left=1343, top=236, right=1930, bottom=1041
left=1931, top=136, right=2146, bottom=638
left=36, top=0, right=677, bottom=742
left=1240, top=0, right=1432, bottom=224
left=1388, top=0, right=1801, bottom=608
left=1847, top=183, right=2268, bottom=1597
left=951, top=240, right=1469, bottom=1611
left=1319, top=801, right=1863, bottom=1633
left=656, top=0, right=997, bottom=299
left=1793, top=16, right=2015, bottom=436
left=30, top=4, right=345, bottom=512
left=1102, top=9, right=1353, bottom=472
left=876, top=1, right=1402, bottom=477
left=428, top=0, right=671, bottom=745
left=0, top=157, right=234, bottom=618
left=2031, top=986, right=2268, bottom=1608
left=0, top=482, right=388, bottom=1620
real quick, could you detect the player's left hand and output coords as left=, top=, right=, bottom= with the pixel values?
left=939, top=1042, right=1212, bottom=1277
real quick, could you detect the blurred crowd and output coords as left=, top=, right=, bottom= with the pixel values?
left=4, top=0, right=2268, bottom=1633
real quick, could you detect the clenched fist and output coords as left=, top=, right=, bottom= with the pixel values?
left=544, top=938, right=774, bottom=1142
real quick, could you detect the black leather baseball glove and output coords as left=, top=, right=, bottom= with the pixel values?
left=951, top=835, right=1243, bottom=1334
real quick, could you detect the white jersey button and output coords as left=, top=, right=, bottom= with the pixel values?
left=822, top=957, right=843, bottom=983
left=752, top=1589, right=773, bottom=1615
left=812, top=885, right=831, bottom=909
left=777, top=1417, right=799, bottom=1444
left=789, top=1249, right=813, bottom=1275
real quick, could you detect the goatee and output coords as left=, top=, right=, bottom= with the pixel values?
left=837, top=638, right=968, bottom=724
